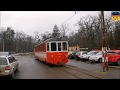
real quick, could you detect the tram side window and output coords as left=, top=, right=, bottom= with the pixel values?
left=47, top=43, right=49, bottom=51
left=58, top=43, right=61, bottom=51
left=41, top=45, right=43, bottom=51
left=42, top=44, right=44, bottom=51
left=40, top=45, right=41, bottom=51
left=38, top=45, right=40, bottom=51
left=51, top=43, right=56, bottom=51
left=62, top=42, right=67, bottom=51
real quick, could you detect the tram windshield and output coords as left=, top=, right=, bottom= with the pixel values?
left=48, top=41, right=67, bottom=52
left=51, top=42, right=56, bottom=51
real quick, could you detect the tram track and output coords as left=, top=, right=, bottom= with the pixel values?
left=54, top=66, right=82, bottom=79
left=65, top=65, right=102, bottom=79
left=36, top=59, right=103, bottom=79
left=53, top=65, right=101, bottom=79
left=32, top=55, right=109, bottom=79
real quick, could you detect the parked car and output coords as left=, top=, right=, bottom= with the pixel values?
left=68, top=51, right=73, bottom=55
left=0, top=55, right=19, bottom=79
left=68, top=51, right=73, bottom=57
left=0, top=52, right=11, bottom=56
left=68, top=50, right=80, bottom=59
left=107, top=50, right=120, bottom=65
left=79, top=50, right=100, bottom=60
left=89, top=51, right=102, bottom=63
left=75, top=51, right=88, bottom=60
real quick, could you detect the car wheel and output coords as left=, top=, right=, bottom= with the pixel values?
left=117, top=59, right=120, bottom=66
left=98, top=58, right=102, bottom=63
left=34, top=57, right=38, bottom=60
left=10, top=70, right=15, bottom=79
left=16, top=67, right=19, bottom=71
left=76, top=56, right=79, bottom=60
left=69, top=56, right=72, bottom=59
left=16, top=64, right=19, bottom=71
left=89, top=60, right=92, bottom=63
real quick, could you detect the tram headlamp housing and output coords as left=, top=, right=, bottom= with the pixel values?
left=51, top=55, right=54, bottom=58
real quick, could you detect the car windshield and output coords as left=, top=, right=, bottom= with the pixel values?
left=0, top=58, right=8, bottom=65
left=87, top=51, right=93, bottom=55
left=73, top=50, right=79, bottom=54
left=76, top=51, right=80, bottom=54
left=96, top=51, right=102, bottom=55
left=68, top=51, right=73, bottom=54
left=82, top=51, right=88, bottom=54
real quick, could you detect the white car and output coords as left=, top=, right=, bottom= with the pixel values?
left=0, top=55, right=19, bottom=79
left=0, top=52, right=10, bottom=56
left=89, top=51, right=102, bottom=63
left=79, top=50, right=100, bottom=60
left=75, top=51, right=88, bottom=60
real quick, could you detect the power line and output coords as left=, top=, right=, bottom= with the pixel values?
left=59, top=11, right=80, bottom=36
left=34, top=11, right=80, bottom=39
left=61, top=14, right=76, bottom=25
left=60, top=11, right=80, bottom=26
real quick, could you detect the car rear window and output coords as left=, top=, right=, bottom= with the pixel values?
left=0, top=58, right=8, bottom=65
left=107, top=52, right=116, bottom=55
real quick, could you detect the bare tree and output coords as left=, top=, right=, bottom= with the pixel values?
left=68, top=13, right=114, bottom=50
left=60, top=24, right=70, bottom=37
left=41, top=31, right=52, bottom=41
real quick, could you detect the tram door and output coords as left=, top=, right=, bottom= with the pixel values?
left=58, top=42, right=63, bottom=62
left=57, top=42, right=68, bottom=63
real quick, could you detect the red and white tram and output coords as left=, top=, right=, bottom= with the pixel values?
left=34, top=38, right=68, bottom=65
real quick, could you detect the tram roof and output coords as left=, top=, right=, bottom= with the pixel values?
left=35, top=37, right=68, bottom=47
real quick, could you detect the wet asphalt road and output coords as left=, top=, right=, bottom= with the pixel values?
left=67, top=59, right=120, bottom=79
left=13, top=54, right=120, bottom=79
left=14, top=55, right=78, bottom=79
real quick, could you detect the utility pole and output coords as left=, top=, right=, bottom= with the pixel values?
left=0, top=11, right=4, bottom=52
left=75, top=11, right=76, bottom=14
left=3, top=39, right=4, bottom=52
left=101, top=11, right=109, bottom=72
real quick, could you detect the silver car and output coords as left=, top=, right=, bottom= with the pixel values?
left=0, top=55, right=19, bottom=79
left=79, top=50, right=100, bottom=60
left=89, top=51, right=102, bottom=63
left=76, top=51, right=88, bottom=60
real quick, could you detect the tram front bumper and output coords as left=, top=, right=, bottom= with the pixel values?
left=57, top=61, right=63, bottom=65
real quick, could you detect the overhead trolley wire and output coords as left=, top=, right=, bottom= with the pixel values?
left=59, top=11, right=80, bottom=36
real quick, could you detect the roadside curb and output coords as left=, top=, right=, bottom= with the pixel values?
left=108, top=66, right=120, bottom=69
left=99, top=63, right=120, bottom=69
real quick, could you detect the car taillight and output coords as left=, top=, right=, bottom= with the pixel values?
left=5, top=66, right=11, bottom=70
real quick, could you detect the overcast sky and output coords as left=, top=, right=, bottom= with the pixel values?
left=0, top=11, right=111, bottom=37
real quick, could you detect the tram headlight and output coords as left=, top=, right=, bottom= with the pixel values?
left=51, top=55, right=54, bottom=59
left=66, top=54, right=68, bottom=57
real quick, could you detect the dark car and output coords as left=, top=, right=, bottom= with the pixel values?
left=68, top=50, right=80, bottom=59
